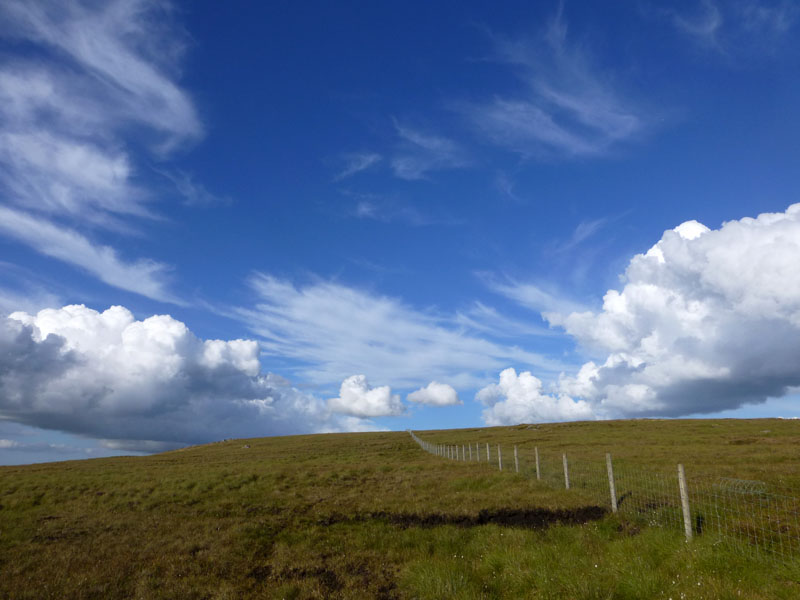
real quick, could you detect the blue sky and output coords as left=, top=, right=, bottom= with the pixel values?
left=2, top=0, right=800, bottom=465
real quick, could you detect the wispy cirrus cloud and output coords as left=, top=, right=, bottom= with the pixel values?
left=668, top=0, right=723, bottom=47
left=338, top=189, right=461, bottom=227
left=549, top=214, right=629, bottom=256
left=453, top=301, right=558, bottom=339
left=0, top=206, right=179, bottom=304
left=481, top=273, right=589, bottom=317
left=463, top=6, right=645, bottom=159
left=660, top=0, right=797, bottom=56
left=390, top=122, right=471, bottom=180
left=0, top=0, right=204, bottom=302
left=236, top=274, right=570, bottom=391
left=333, top=152, right=382, bottom=181
left=155, top=169, right=230, bottom=207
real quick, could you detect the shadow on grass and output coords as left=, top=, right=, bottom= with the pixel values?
left=317, top=506, right=606, bottom=530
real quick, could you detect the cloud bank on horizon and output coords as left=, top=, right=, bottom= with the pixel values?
left=0, top=305, right=374, bottom=450
left=3, top=204, right=800, bottom=448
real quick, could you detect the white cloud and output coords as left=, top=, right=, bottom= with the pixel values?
left=738, top=1, right=797, bottom=37
left=0, top=0, right=204, bottom=300
left=477, top=368, right=593, bottom=425
left=407, top=381, right=461, bottom=406
left=333, top=152, right=382, bottom=181
left=1, top=0, right=202, bottom=148
left=156, top=169, right=229, bottom=206
left=0, top=206, right=178, bottom=303
left=453, top=302, right=557, bottom=339
left=349, top=197, right=445, bottom=226
left=555, top=217, right=612, bottom=254
left=550, top=204, right=800, bottom=417
left=0, top=304, right=371, bottom=448
left=328, top=375, right=405, bottom=417
left=238, top=274, right=569, bottom=389
left=391, top=123, right=470, bottom=180
left=464, top=7, right=644, bottom=159
left=0, top=130, right=146, bottom=225
left=483, top=275, right=588, bottom=316
left=670, top=0, right=723, bottom=45
left=663, top=0, right=797, bottom=56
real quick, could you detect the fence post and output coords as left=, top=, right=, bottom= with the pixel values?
left=476, top=443, right=480, bottom=462
left=514, top=445, right=519, bottom=473
left=535, top=447, right=540, bottom=480
left=462, top=445, right=466, bottom=462
left=606, top=453, right=618, bottom=513
left=456, top=445, right=459, bottom=461
left=498, top=445, right=503, bottom=471
left=486, top=443, right=491, bottom=463
left=562, top=453, right=570, bottom=490
left=678, top=464, right=693, bottom=542
left=468, top=444, right=472, bottom=461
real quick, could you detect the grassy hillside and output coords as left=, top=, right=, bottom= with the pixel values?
left=1, top=419, right=799, bottom=599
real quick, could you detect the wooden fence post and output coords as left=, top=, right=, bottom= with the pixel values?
left=535, top=446, right=540, bottom=480
left=476, top=443, right=480, bottom=462
left=498, top=445, right=503, bottom=471
left=678, top=464, right=693, bottom=541
left=606, top=453, right=617, bottom=513
left=514, top=445, right=519, bottom=473
left=462, top=445, right=466, bottom=462
left=468, top=444, right=472, bottom=461
left=562, top=453, right=570, bottom=490
left=486, top=443, right=491, bottom=463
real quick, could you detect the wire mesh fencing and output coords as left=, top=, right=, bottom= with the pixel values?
left=407, top=431, right=800, bottom=564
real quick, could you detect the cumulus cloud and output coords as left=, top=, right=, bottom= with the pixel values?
left=0, top=304, right=372, bottom=449
left=477, top=368, right=594, bottom=425
left=328, top=375, right=405, bottom=417
left=407, top=381, right=461, bottom=406
left=549, top=204, right=800, bottom=417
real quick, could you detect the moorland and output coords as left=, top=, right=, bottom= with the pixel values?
left=1, top=418, right=799, bottom=599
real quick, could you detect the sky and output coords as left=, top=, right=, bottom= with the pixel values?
left=1, top=0, right=800, bottom=465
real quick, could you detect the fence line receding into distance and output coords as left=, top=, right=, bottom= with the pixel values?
left=408, top=431, right=800, bottom=565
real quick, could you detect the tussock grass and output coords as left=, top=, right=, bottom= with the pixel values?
left=0, top=419, right=798, bottom=598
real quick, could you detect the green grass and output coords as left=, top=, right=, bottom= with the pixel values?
left=0, top=419, right=799, bottom=598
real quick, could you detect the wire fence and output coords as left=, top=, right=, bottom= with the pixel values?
left=408, top=431, right=800, bottom=564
